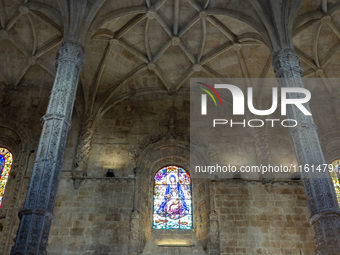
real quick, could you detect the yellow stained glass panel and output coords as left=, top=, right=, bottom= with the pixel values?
left=0, top=147, right=13, bottom=208
left=331, top=159, right=340, bottom=205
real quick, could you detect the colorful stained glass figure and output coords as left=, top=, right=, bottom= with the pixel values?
left=0, top=147, right=13, bottom=209
left=331, top=159, right=340, bottom=205
left=153, top=166, right=193, bottom=229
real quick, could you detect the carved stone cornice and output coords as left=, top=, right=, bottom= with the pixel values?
left=55, top=40, right=85, bottom=70
left=65, top=176, right=136, bottom=184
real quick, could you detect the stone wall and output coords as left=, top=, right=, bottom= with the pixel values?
left=0, top=81, right=337, bottom=254
left=214, top=180, right=315, bottom=255
left=47, top=177, right=135, bottom=255
left=44, top=176, right=316, bottom=255
left=193, top=178, right=211, bottom=250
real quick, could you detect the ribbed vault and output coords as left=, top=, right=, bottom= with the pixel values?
left=0, top=0, right=339, bottom=119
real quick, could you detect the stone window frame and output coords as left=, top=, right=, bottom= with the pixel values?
left=134, top=140, right=210, bottom=244
left=152, top=165, right=193, bottom=230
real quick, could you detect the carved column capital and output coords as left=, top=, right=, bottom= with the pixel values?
left=272, top=48, right=301, bottom=79
left=56, top=40, right=85, bottom=70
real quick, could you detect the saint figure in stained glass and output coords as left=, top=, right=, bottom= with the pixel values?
left=153, top=166, right=192, bottom=229
left=156, top=174, right=189, bottom=219
left=0, top=147, right=13, bottom=209
left=331, top=159, right=340, bottom=205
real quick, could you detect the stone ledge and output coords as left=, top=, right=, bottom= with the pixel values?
left=67, top=176, right=136, bottom=183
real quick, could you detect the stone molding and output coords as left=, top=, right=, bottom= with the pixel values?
left=135, top=139, right=211, bottom=252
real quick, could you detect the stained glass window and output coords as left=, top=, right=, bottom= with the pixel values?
left=153, top=166, right=192, bottom=229
left=0, top=147, right=13, bottom=209
left=331, top=159, right=340, bottom=205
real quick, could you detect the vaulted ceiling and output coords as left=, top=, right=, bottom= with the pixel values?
left=0, top=0, right=339, bottom=122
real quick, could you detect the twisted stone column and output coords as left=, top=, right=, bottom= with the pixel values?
left=73, top=117, right=93, bottom=170
left=72, top=117, right=93, bottom=189
left=11, top=40, right=84, bottom=255
left=273, top=48, right=340, bottom=255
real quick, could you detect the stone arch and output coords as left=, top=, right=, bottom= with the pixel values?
left=320, top=132, right=340, bottom=206
left=0, top=118, right=31, bottom=156
left=0, top=119, right=32, bottom=254
left=135, top=138, right=211, bottom=250
left=320, top=132, right=340, bottom=163
left=0, top=118, right=32, bottom=183
left=0, top=118, right=32, bottom=207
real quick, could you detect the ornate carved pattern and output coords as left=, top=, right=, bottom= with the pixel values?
left=11, top=40, right=85, bottom=254
left=273, top=48, right=340, bottom=254
left=253, top=129, right=271, bottom=165
left=134, top=139, right=211, bottom=251
left=129, top=117, right=189, bottom=161
left=128, top=210, right=141, bottom=255
left=0, top=120, right=31, bottom=254
left=208, top=210, right=220, bottom=255
left=252, top=128, right=275, bottom=183
left=73, top=117, right=94, bottom=170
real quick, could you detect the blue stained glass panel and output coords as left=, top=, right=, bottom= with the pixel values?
left=180, top=214, right=193, bottom=229
left=0, top=155, right=5, bottom=178
left=152, top=166, right=193, bottom=229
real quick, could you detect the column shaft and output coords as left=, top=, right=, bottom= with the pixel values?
left=11, top=40, right=84, bottom=255
left=273, top=48, right=340, bottom=255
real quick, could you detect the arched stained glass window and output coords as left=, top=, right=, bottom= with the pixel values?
left=153, top=166, right=192, bottom=229
left=331, top=159, right=340, bottom=205
left=0, top=147, right=13, bottom=209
